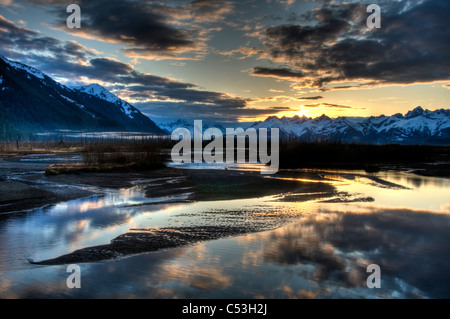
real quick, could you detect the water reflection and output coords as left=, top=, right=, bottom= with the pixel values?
left=261, top=205, right=450, bottom=298
left=0, top=186, right=192, bottom=266
left=4, top=201, right=448, bottom=298
left=166, top=161, right=265, bottom=172
left=0, top=163, right=449, bottom=298
left=74, top=204, right=447, bottom=299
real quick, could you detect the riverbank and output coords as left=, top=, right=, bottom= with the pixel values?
left=1, top=148, right=449, bottom=216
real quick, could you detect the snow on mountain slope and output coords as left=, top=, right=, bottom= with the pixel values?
left=72, top=84, right=138, bottom=119
left=0, top=56, right=165, bottom=135
left=252, top=114, right=362, bottom=141
left=0, top=56, right=47, bottom=80
left=252, top=106, right=450, bottom=143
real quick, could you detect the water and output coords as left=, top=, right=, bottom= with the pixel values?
left=0, top=155, right=449, bottom=298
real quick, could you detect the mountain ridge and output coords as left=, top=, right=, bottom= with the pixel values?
left=156, top=107, right=450, bottom=144
left=252, top=106, right=450, bottom=144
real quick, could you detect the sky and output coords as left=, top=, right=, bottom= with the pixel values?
left=0, top=0, right=449, bottom=123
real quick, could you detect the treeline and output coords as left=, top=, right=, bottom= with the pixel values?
left=278, top=140, right=450, bottom=170
left=0, top=135, right=171, bottom=155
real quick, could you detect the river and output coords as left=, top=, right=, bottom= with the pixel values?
left=0, top=154, right=449, bottom=298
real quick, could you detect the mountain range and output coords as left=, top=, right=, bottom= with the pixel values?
left=158, top=107, right=450, bottom=144
left=250, top=107, right=450, bottom=144
left=0, top=56, right=164, bottom=139
left=1, top=56, right=449, bottom=144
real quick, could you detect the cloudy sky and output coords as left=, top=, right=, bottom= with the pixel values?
left=0, top=0, right=449, bottom=123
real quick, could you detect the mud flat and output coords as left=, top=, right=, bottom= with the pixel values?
left=45, top=162, right=165, bottom=175
left=0, top=179, right=92, bottom=214
left=28, top=226, right=266, bottom=265
left=28, top=204, right=301, bottom=265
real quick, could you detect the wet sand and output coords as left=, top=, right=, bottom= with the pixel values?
left=29, top=225, right=276, bottom=265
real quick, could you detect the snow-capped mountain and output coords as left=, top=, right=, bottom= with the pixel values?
left=0, top=56, right=165, bottom=138
left=71, top=84, right=139, bottom=120
left=157, top=119, right=226, bottom=135
left=252, top=107, right=450, bottom=144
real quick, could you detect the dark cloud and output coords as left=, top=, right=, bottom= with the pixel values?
left=265, top=6, right=353, bottom=48
left=0, top=13, right=253, bottom=122
left=258, top=0, right=450, bottom=88
left=318, top=85, right=360, bottom=92
left=252, top=66, right=304, bottom=79
left=136, top=100, right=290, bottom=122
left=78, top=1, right=195, bottom=59
left=0, top=14, right=96, bottom=63
left=298, top=96, right=323, bottom=100
left=24, top=0, right=233, bottom=60
left=88, top=58, right=133, bottom=75
left=119, top=72, right=195, bottom=90
left=158, top=88, right=247, bottom=107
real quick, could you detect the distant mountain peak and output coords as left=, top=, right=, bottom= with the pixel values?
left=315, top=114, right=331, bottom=121
left=76, top=83, right=112, bottom=97
left=405, top=106, right=425, bottom=119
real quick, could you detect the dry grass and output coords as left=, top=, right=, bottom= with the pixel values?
left=44, top=139, right=169, bottom=175
left=0, top=140, right=83, bottom=154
